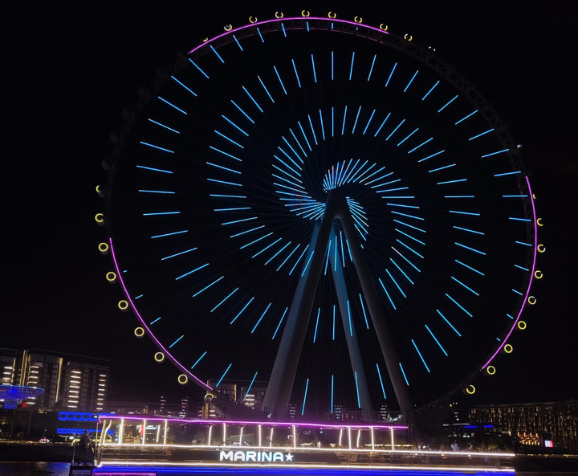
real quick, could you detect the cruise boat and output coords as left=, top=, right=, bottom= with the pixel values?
left=90, top=415, right=515, bottom=475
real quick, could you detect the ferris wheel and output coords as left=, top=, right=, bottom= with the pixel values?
left=96, top=13, right=543, bottom=423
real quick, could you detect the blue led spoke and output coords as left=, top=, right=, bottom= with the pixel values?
left=412, top=339, right=430, bottom=373
left=169, top=335, right=184, bottom=348
left=242, top=86, right=263, bottom=112
left=274, top=154, right=300, bottom=176
left=324, top=240, right=331, bottom=275
left=390, top=258, right=415, bottom=285
left=278, top=146, right=302, bottom=169
left=503, top=194, right=529, bottom=198
left=509, top=217, right=531, bottom=223
left=233, top=35, right=243, bottom=51
left=272, top=66, right=288, bottom=96
left=150, top=317, right=161, bottom=325
left=207, top=162, right=241, bottom=175
left=210, top=45, right=224, bottom=63
left=244, top=372, right=258, bottom=401
left=251, top=303, right=272, bottom=333
left=429, top=163, right=456, bottom=173
left=291, top=59, right=302, bottom=88
left=340, top=231, right=346, bottom=267
left=171, top=76, right=197, bottom=96
left=272, top=308, right=288, bottom=339
left=137, top=165, right=173, bottom=174
left=512, top=289, right=523, bottom=296
left=143, top=211, right=180, bottom=216
left=341, top=105, right=348, bottom=135
left=372, top=113, right=390, bottom=138
left=362, top=109, right=376, bottom=135
left=298, top=121, right=312, bottom=151
left=258, top=76, right=275, bottom=103
left=307, top=115, right=318, bottom=145
left=378, top=278, right=396, bottom=310
left=191, top=351, right=207, bottom=369
left=361, top=166, right=387, bottom=184
left=445, top=195, right=475, bottom=198
left=425, top=325, right=448, bottom=356
left=418, top=150, right=445, bottom=163
left=482, top=148, right=509, bottom=158
left=438, top=95, right=458, bottom=112
left=230, top=226, right=265, bottom=239
left=354, top=372, right=361, bottom=408
left=231, top=100, right=255, bottom=124
left=253, top=238, right=283, bottom=259
left=367, top=54, right=377, bottom=81
left=289, top=245, right=309, bottom=275
left=175, top=263, right=209, bottom=281
left=453, top=226, right=484, bottom=235
left=161, top=247, right=197, bottom=261
left=495, top=170, right=522, bottom=177
left=438, top=178, right=467, bottom=185
left=393, top=219, right=426, bottom=234
left=396, top=239, right=424, bottom=259
left=140, top=141, right=174, bottom=153
left=408, top=137, right=433, bottom=154
left=345, top=237, right=354, bottom=262
left=216, top=363, right=232, bottom=388
left=330, top=375, right=334, bottom=413
left=404, top=70, right=418, bottom=92
left=469, top=128, right=494, bottom=141
left=422, top=81, right=439, bottom=100
left=349, top=51, right=355, bottom=80
left=158, top=96, right=187, bottom=115
left=347, top=300, right=353, bottom=336
left=281, top=23, right=287, bottom=37
left=387, top=203, right=419, bottom=209
left=386, top=119, right=405, bottom=141
left=318, top=110, right=326, bottom=140
left=313, top=308, right=321, bottom=343
left=140, top=189, right=175, bottom=195
left=214, top=207, right=250, bottom=212
left=352, top=106, right=362, bottom=134
left=515, top=240, right=533, bottom=247
left=391, top=211, right=424, bottom=221
left=332, top=305, right=336, bottom=340
left=515, top=264, right=530, bottom=271
left=277, top=244, right=301, bottom=272
left=392, top=246, right=421, bottom=273
left=289, top=128, right=307, bottom=157
left=134, top=294, right=143, bottom=300
left=455, top=242, right=486, bottom=255
left=306, top=21, right=309, bottom=31
left=189, top=59, right=209, bottom=79
left=452, top=276, right=479, bottom=296
left=265, top=241, right=292, bottom=265
left=221, top=115, right=249, bottom=136
left=437, top=309, right=462, bottom=336
left=450, top=210, right=480, bottom=216
left=148, top=119, right=180, bottom=134
left=397, top=128, right=419, bottom=146
left=507, top=313, right=514, bottom=320
left=330, top=51, right=334, bottom=80
left=399, top=363, right=409, bottom=386
left=211, top=288, right=239, bottom=312
left=222, top=217, right=257, bottom=226
left=310, top=54, right=317, bottom=83
left=385, top=62, right=397, bottom=87
left=211, top=194, right=247, bottom=199
left=455, top=259, right=484, bottom=276
left=376, top=364, right=387, bottom=398
left=209, top=146, right=242, bottom=162
left=386, top=269, right=406, bottom=298
left=359, top=294, right=369, bottom=329
left=257, top=27, right=264, bottom=42
left=151, top=230, right=188, bottom=239
left=230, top=297, right=255, bottom=324
left=455, top=110, right=477, bottom=125
left=302, top=378, right=309, bottom=415
left=240, top=232, right=274, bottom=249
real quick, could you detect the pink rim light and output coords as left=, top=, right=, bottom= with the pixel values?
left=109, top=238, right=212, bottom=391
left=481, top=176, right=538, bottom=369
left=188, top=16, right=389, bottom=56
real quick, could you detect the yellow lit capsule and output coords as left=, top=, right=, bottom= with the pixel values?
left=95, top=213, right=104, bottom=224
left=517, top=321, right=527, bottom=330
left=534, top=270, right=543, bottom=279
left=379, top=24, right=388, bottom=31
left=98, top=242, right=109, bottom=254
left=249, top=16, right=257, bottom=23
left=486, top=366, right=496, bottom=376
left=154, top=352, right=165, bottom=363
left=96, top=185, right=104, bottom=197
left=354, top=16, right=362, bottom=23
left=537, top=244, right=546, bottom=253
left=106, top=272, right=117, bottom=283
left=118, top=300, right=129, bottom=311
left=301, top=10, right=310, bottom=17
left=537, top=218, right=543, bottom=227
left=178, top=374, right=189, bottom=385
left=134, top=327, right=145, bottom=338
left=275, top=12, right=284, bottom=19
left=532, top=193, right=537, bottom=200
left=202, top=38, right=208, bottom=42
left=465, top=385, right=476, bottom=395
left=504, top=344, right=513, bottom=354
left=404, top=34, right=413, bottom=41
left=528, top=296, right=537, bottom=305
left=328, top=12, right=337, bottom=19
left=224, top=24, right=232, bottom=31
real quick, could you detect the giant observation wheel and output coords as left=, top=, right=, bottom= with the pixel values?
left=97, top=13, right=543, bottom=423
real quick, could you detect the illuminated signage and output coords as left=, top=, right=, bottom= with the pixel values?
left=219, top=450, right=293, bottom=462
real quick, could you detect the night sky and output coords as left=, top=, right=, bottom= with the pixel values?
left=4, top=4, right=576, bottom=410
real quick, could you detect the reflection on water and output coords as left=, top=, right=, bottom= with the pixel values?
left=0, top=462, right=70, bottom=476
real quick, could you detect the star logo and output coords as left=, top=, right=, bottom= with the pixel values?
left=285, top=452, right=294, bottom=462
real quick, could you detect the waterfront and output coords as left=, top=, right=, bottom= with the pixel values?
left=0, top=462, right=69, bottom=476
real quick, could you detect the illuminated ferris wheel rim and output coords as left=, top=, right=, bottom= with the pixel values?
left=102, top=12, right=540, bottom=410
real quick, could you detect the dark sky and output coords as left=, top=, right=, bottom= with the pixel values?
left=4, top=4, right=576, bottom=409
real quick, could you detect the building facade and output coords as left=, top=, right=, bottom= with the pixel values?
left=469, top=401, right=578, bottom=450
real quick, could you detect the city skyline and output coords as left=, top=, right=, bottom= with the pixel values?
left=2, top=4, right=576, bottom=412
